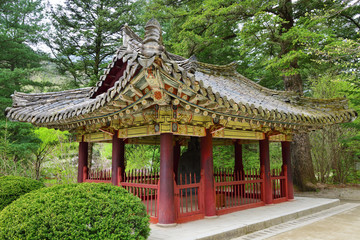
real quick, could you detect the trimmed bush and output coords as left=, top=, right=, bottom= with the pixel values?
left=0, top=183, right=150, bottom=240
left=0, top=176, right=44, bottom=211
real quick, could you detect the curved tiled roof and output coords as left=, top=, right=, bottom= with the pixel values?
left=6, top=19, right=357, bottom=131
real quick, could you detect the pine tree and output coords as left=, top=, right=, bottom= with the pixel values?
left=46, top=0, right=144, bottom=87
left=0, top=0, right=47, bottom=175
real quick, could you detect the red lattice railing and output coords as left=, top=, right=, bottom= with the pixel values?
left=83, top=167, right=112, bottom=183
left=123, top=168, right=159, bottom=184
left=82, top=165, right=288, bottom=223
left=271, top=166, right=288, bottom=203
left=121, top=168, right=160, bottom=223
left=214, top=168, right=264, bottom=215
left=175, top=171, right=204, bottom=223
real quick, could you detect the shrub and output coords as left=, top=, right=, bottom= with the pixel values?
left=0, top=175, right=44, bottom=211
left=0, top=183, right=150, bottom=240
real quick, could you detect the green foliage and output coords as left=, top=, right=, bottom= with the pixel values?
left=213, top=145, right=234, bottom=169
left=126, top=144, right=160, bottom=170
left=0, top=121, right=41, bottom=168
left=43, top=160, right=77, bottom=186
left=0, top=176, right=44, bottom=211
left=46, top=0, right=145, bottom=87
left=32, top=128, right=67, bottom=180
left=0, top=68, right=52, bottom=118
left=147, top=0, right=240, bottom=65
left=0, top=183, right=150, bottom=239
left=95, top=143, right=160, bottom=171
left=0, top=0, right=47, bottom=70
left=148, top=0, right=359, bottom=89
left=242, top=144, right=260, bottom=170
left=0, top=0, right=50, bottom=178
left=309, top=74, right=360, bottom=183
left=213, top=143, right=283, bottom=170
left=40, top=130, right=78, bottom=185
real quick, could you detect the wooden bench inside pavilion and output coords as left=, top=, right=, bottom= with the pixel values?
left=6, top=19, right=357, bottom=225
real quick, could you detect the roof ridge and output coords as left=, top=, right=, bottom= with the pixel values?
left=121, top=24, right=143, bottom=44
left=196, top=61, right=238, bottom=72
left=13, top=87, right=92, bottom=98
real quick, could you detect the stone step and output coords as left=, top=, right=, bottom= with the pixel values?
left=149, top=197, right=342, bottom=240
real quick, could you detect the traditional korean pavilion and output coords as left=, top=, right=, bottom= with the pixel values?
left=6, top=19, right=357, bottom=225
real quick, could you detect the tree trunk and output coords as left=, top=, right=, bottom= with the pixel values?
left=35, top=157, right=41, bottom=180
left=279, top=0, right=317, bottom=191
left=291, top=133, right=316, bottom=190
left=178, top=137, right=201, bottom=183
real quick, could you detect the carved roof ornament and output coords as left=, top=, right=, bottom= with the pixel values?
left=141, top=18, right=164, bottom=58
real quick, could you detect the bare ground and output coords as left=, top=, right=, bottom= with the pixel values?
left=295, top=184, right=360, bottom=202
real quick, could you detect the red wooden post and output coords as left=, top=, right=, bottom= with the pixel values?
left=282, top=141, right=294, bottom=199
left=173, top=140, right=181, bottom=184
left=112, top=131, right=125, bottom=186
left=260, top=137, right=272, bottom=204
left=159, top=133, right=176, bottom=224
left=201, top=129, right=216, bottom=217
left=82, top=166, right=88, bottom=182
left=77, top=141, right=88, bottom=183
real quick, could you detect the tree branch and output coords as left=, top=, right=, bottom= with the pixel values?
left=340, top=13, right=360, bottom=29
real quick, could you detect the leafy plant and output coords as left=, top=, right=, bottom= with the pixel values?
left=0, top=176, right=44, bottom=211
left=0, top=183, right=150, bottom=239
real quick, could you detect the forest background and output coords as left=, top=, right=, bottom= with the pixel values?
left=0, top=0, right=359, bottom=190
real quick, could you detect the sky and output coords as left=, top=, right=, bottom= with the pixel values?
left=48, top=0, right=65, bottom=6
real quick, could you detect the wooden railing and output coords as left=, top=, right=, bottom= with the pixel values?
left=175, top=171, right=204, bottom=223
left=120, top=168, right=160, bottom=223
left=82, top=165, right=289, bottom=223
left=271, top=166, right=288, bottom=203
left=123, top=168, right=159, bottom=184
left=83, top=166, right=112, bottom=183
left=214, top=168, right=264, bottom=215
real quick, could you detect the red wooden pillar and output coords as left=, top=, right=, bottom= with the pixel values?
left=282, top=141, right=294, bottom=199
left=112, top=131, right=125, bottom=186
left=159, top=133, right=176, bottom=224
left=78, top=141, right=88, bottom=183
left=201, top=129, right=216, bottom=217
left=173, top=140, right=181, bottom=184
left=260, top=137, right=272, bottom=204
left=234, top=141, right=244, bottom=178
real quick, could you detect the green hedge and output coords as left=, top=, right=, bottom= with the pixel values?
left=0, top=176, right=44, bottom=211
left=0, top=183, right=150, bottom=240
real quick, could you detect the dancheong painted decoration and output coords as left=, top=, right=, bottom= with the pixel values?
left=6, top=19, right=357, bottom=225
